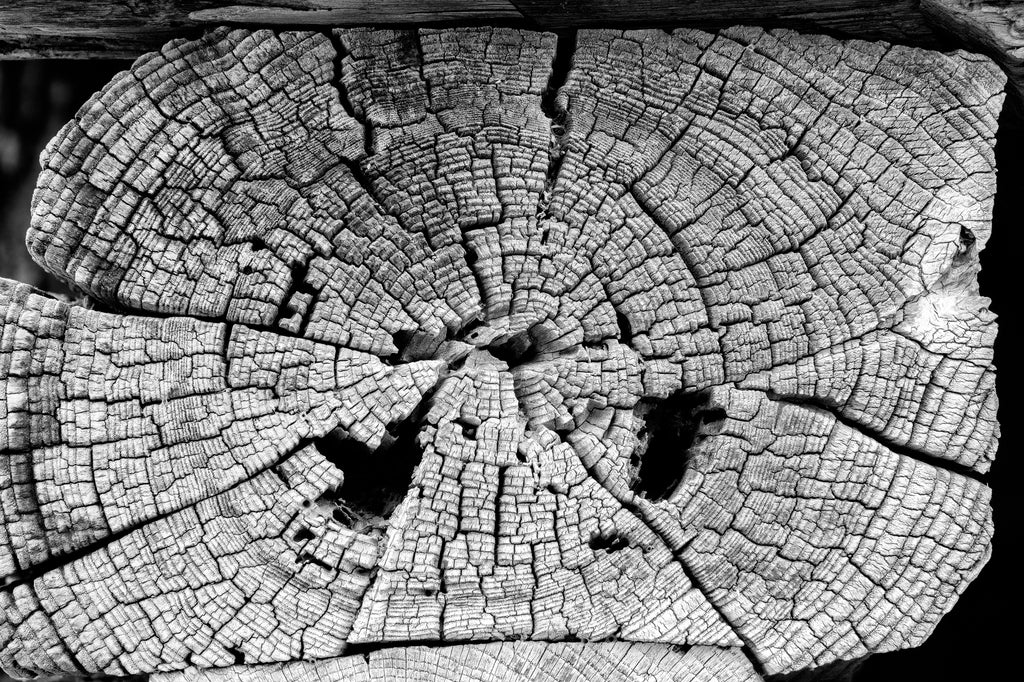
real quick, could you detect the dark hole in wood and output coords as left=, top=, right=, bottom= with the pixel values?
left=269, top=465, right=289, bottom=487
left=615, top=310, right=633, bottom=345
left=315, top=420, right=423, bottom=525
left=488, top=331, right=537, bottom=367
left=225, top=646, right=245, bottom=665
left=389, top=327, right=446, bottom=362
left=386, top=328, right=447, bottom=363
left=956, top=225, right=977, bottom=261
left=292, top=528, right=314, bottom=544
left=630, top=390, right=725, bottom=501
left=961, top=225, right=976, bottom=249
left=456, top=417, right=477, bottom=440
left=383, top=329, right=415, bottom=364
left=589, top=532, right=630, bottom=553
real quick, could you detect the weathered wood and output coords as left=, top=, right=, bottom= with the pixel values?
left=0, top=0, right=949, bottom=58
left=0, top=23, right=1004, bottom=681
left=922, top=0, right=1024, bottom=104
left=156, top=642, right=762, bottom=682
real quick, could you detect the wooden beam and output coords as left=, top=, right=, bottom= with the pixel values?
left=0, top=0, right=948, bottom=59
left=922, top=0, right=1024, bottom=106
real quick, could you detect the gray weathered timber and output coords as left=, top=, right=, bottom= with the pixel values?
left=0, top=24, right=1004, bottom=681
left=157, top=642, right=762, bottom=682
left=923, top=0, right=1024, bottom=104
left=0, top=0, right=945, bottom=58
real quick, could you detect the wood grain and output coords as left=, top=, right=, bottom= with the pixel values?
left=0, top=1, right=947, bottom=58
left=0, top=24, right=1004, bottom=681
left=923, top=0, right=1024, bottom=104
left=155, top=642, right=762, bottom=682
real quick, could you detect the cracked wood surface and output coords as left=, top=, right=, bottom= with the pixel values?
left=0, top=23, right=1004, bottom=680
left=159, top=642, right=762, bottom=681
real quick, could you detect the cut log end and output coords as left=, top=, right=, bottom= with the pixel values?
left=0, top=22, right=1004, bottom=680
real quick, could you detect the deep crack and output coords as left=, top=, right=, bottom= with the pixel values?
left=763, top=390, right=987, bottom=483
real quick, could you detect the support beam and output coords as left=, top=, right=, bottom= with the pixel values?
left=0, top=1, right=947, bottom=59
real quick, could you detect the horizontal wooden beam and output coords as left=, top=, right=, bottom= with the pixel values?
left=0, top=0, right=949, bottom=59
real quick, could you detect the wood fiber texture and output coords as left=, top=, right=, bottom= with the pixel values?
left=0, top=1, right=946, bottom=59
left=922, top=0, right=1024, bottom=103
left=0, top=24, right=1005, bottom=680
left=159, top=642, right=761, bottom=682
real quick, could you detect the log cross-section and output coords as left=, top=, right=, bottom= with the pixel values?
left=0, top=23, right=1004, bottom=681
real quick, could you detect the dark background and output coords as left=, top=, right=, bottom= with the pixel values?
left=0, top=53, right=1018, bottom=681
left=0, top=61, right=127, bottom=295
